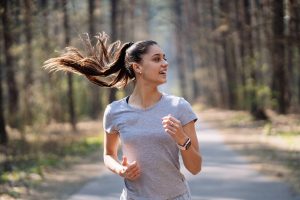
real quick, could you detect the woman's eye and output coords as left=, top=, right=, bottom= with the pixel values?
left=154, top=57, right=160, bottom=62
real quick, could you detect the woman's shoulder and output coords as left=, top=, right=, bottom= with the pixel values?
left=163, top=93, right=193, bottom=107
left=163, top=93, right=184, bottom=105
left=104, top=97, right=127, bottom=113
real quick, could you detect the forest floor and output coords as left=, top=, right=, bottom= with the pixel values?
left=0, top=121, right=104, bottom=200
left=1, top=106, right=300, bottom=199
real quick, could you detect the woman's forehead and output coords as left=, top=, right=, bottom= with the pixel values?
left=147, top=45, right=164, bottom=56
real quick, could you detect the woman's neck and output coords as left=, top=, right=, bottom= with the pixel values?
left=129, top=84, right=162, bottom=109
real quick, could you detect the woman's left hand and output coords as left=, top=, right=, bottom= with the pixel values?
left=162, top=114, right=188, bottom=145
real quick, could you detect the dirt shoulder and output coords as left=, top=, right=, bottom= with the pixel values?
left=198, top=108, right=300, bottom=194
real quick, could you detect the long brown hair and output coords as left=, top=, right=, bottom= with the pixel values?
left=43, top=32, right=157, bottom=88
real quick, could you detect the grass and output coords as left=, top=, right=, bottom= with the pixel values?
left=0, top=121, right=104, bottom=199
left=64, top=136, right=102, bottom=156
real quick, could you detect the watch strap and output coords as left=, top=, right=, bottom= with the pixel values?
left=177, top=137, right=191, bottom=150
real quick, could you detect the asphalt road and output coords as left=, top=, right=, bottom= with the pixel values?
left=68, top=120, right=300, bottom=200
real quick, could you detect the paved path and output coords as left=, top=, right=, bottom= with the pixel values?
left=68, top=120, right=300, bottom=200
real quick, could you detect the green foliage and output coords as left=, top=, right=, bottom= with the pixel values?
left=73, top=75, right=90, bottom=117
left=262, top=123, right=273, bottom=135
left=64, top=136, right=102, bottom=156
left=243, top=77, right=273, bottom=110
left=231, top=112, right=253, bottom=124
left=276, top=130, right=300, bottom=137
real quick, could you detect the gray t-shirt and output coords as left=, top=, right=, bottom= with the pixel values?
left=103, top=93, right=198, bottom=200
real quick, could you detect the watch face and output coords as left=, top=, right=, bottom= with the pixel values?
left=177, top=138, right=191, bottom=150
left=185, top=141, right=192, bottom=150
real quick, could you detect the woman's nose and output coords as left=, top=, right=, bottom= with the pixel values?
left=162, top=60, right=168, bottom=67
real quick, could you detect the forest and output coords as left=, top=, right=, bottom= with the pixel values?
left=0, top=0, right=300, bottom=199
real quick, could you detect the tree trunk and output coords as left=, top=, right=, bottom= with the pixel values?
left=89, top=0, right=102, bottom=118
left=288, top=0, right=300, bottom=108
left=219, top=0, right=237, bottom=109
left=184, top=1, right=200, bottom=101
left=234, top=0, right=247, bottom=109
left=24, top=0, right=34, bottom=125
left=40, top=0, right=55, bottom=123
left=128, top=0, right=135, bottom=41
left=271, top=0, right=288, bottom=114
left=63, top=0, right=77, bottom=130
left=108, top=0, right=118, bottom=103
left=208, top=1, right=227, bottom=107
left=174, top=0, right=188, bottom=99
left=236, top=0, right=268, bottom=119
left=1, top=0, right=19, bottom=128
left=0, top=39, right=7, bottom=145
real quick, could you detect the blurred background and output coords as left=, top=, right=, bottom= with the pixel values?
left=0, top=0, right=300, bottom=199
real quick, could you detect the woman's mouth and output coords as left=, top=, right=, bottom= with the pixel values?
left=159, top=70, right=167, bottom=75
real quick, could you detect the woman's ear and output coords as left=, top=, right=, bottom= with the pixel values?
left=132, top=63, right=142, bottom=74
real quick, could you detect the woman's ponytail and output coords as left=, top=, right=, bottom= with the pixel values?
left=43, top=32, right=135, bottom=88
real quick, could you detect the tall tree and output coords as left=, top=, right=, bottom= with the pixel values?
left=108, top=0, right=118, bottom=103
left=288, top=0, right=300, bottom=107
left=88, top=0, right=102, bottom=118
left=173, top=0, right=188, bottom=99
left=0, top=59, right=7, bottom=145
left=219, top=0, right=237, bottom=109
left=24, top=0, right=34, bottom=125
left=1, top=0, right=19, bottom=128
left=234, top=0, right=247, bottom=109
left=271, top=0, right=288, bottom=114
left=62, top=0, right=77, bottom=130
left=243, top=0, right=267, bottom=119
left=183, top=0, right=200, bottom=101
left=40, top=0, right=55, bottom=123
left=0, top=15, right=7, bottom=145
left=127, top=0, right=136, bottom=41
left=208, top=0, right=227, bottom=107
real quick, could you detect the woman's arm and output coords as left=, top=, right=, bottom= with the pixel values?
left=180, top=121, right=202, bottom=175
left=103, top=132, right=141, bottom=180
left=162, top=116, right=202, bottom=175
left=103, top=132, right=123, bottom=174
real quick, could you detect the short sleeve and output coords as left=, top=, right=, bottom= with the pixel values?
left=178, top=98, right=198, bottom=126
left=103, top=105, right=118, bottom=134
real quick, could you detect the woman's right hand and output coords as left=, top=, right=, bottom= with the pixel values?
left=119, top=156, right=141, bottom=180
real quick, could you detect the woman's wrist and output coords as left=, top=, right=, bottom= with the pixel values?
left=116, top=165, right=126, bottom=176
left=176, top=133, right=189, bottom=146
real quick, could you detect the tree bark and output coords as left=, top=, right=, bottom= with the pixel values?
left=219, top=0, right=237, bottom=109
left=1, top=0, right=19, bottom=128
left=24, top=0, right=34, bottom=125
left=271, top=0, right=288, bottom=114
left=89, top=0, right=102, bottom=118
left=245, top=0, right=268, bottom=119
left=0, top=32, right=7, bottom=145
left=174, top=0, right=188, bottom=99
left=183, top=0, right=200, bottom=101
left=288, top=0, right=300, bottom=108
left=208, top=0, right=227, bottom=107
left=108, top=0, right=118, bottom=103
left=40, top=0, right=55, bottom=123
left=62, top=0, right=77, bottom=130
left=234, top=0, right=247, bottom=109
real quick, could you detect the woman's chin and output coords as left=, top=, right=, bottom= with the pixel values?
left=158, top=79, right=167, bottom=85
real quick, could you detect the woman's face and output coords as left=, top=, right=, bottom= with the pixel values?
left=137, top=45, right=168, bottom=85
